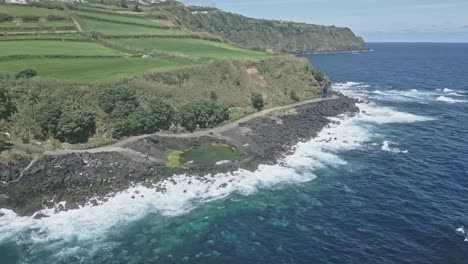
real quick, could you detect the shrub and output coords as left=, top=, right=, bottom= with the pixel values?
left=178, top=99, right=229, bottom=132
left=20, top=15, right=41, bottom=22
left=0, top=86, right=16, bottom=120
left=314, top=70, right=325, bottom=82
left=251, top=92, right=264, bottom=110
left=133, top=4, right=142, bottom=13
left=0, top=133, right=5, bottom=152
left=210, top=91, right=218, bottom=101
left=289, top=90, right=300, bottom=102
left=0, top=13, right=13, bottom=23
left=98, top=87, right=139, bottom=119
left=56, top=109, right=96, bottom=143
left=30, top=1, right=64, bottom=10
left=46, top=15, right=67, bottom=21
left=15, top=68, right=38, bottom=79
left=9, top=105, right=42, bottom=143
left=121, top=0, right=128, bottom=8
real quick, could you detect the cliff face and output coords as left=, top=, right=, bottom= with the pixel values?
left=159, top=2, right=365, bottom=52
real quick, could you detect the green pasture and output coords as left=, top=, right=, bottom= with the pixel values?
left=72, top=11, right=165, bottom=28
left=0, top=5, right=66, bottom=16
left=113, top=37, right=267, bottom=60
left=0, top=40, right=121, bottom=57
left=0, top=57, right=190, bottom=82
left=77, top=17, right=185, bottom=36
left=0, top=20, right=73, bottom=28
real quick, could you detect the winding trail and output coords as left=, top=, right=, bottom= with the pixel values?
left=10, top=96, right=336, bottom=159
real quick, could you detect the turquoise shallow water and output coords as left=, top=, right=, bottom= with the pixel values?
left=1, top=43, right=468, bottom=263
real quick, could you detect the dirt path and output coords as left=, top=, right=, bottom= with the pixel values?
left=71, top=17, right=84, bottom=34
left=9, top=96, right=335, bottom=158
left=42, top=96, right=336, bottom=156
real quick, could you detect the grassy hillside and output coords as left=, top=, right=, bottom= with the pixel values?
left=0, top=1, right=329, bottom=148
left=156, top=1, right=366, bottom=52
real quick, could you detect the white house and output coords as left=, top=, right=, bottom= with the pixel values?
left=4, top=0, right=28, bottom=4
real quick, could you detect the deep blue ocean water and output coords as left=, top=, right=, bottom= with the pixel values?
left=1, top=43, right=467, bottom=264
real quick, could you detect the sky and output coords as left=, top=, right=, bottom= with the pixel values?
left=181, top=0, right=468, bottom=42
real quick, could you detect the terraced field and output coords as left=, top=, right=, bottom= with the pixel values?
left=0, top=57, right=188, bottom=82
left=0, top=40, right=121, bottom=56
left=113, top=37, right=266, bottom=60
left=0, top=1, right=267, bottom=82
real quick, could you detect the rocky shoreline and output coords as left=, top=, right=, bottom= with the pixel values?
left=0, top=95, right=359, bottom=216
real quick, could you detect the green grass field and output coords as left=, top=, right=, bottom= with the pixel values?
left=77, top=17, right=185, bottom=36
left=0, top=57, right=190, bottom=81
left=0, top=2, right=268, bottom=82
left=0, top=34, right=81, bottom=40
left=0, top=40, right=121, bottom=57
left=0, top=21, right=73, bottom=29
left=0, top=5, right=66, bottom=16
left=113, top=37, right=267, bottom=59
left=73, top=10, right=160, bottom=27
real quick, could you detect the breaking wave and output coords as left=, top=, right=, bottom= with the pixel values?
left=0, top=82, right=435, bottom=262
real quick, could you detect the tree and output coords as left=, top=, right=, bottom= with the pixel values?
left=289, top=90, right=300, bottom=102
left=178, top=99, right=229, bottom=132
left=133, top=4, right=142, bottom=12
left=147, top=98, right=174, bottom=130
left=314, top=70, right=325, bottom=82
left=35, top=99, right=62, bottom=135
left=0, top=86, right=15, bottom=120
left=56, top=109, right=96, bottom=143
left=251, top=92, right=264, bottom=111
left=120, top=0, right=128, bottom=8
left=111, top=99, right=174, bottom=139
left=15, top=68, right=38, bottom=79
left=98, top=87, right=139, bottom=119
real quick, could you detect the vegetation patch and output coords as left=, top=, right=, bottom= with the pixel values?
left=167, top=144, right=239, bottom=168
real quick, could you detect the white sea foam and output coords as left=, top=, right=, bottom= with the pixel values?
left=381, top=141, right=408, bottom=154
left=456, top=226, right=465, bottom=234
left=436, top=96, right=467, bottom=104
left=443, top=88, right=454, bottom=93
left=0, top=83, right=435, bottom=258
left=215, top=160, right=232, bottom=165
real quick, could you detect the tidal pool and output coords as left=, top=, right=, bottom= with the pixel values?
left=168, top=144, right=240, bottom=167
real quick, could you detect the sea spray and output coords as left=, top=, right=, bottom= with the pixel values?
left=0, top=95, right=434, bottom=263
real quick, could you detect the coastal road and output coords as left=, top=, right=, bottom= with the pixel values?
left=10, top=96, right=337, bottom=157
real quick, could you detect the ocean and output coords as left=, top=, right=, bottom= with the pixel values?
left=1, top=43, right=467, bottom=263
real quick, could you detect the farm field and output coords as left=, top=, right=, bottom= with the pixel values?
left=77, top=16, right=185, bottom=36
left=72, top=10, right=164, bottom=27
left=0, top=40, right=122, bottom=57
left=0, top=1, right=269, bottom=82
left=0, top=57, right=190, bottom=82
left=113, top=37, right=267, bottom=60
left=0, top=5, right=66, bottom=16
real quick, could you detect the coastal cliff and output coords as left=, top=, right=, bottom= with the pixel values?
left=157, top=1, right=366, bottom=53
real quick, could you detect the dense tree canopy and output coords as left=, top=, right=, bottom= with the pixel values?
left=56, top=109, right=96, bottom=143
left=98, top=87, right=139, bottom=119
left=112, top=99, right=175, bottom=139
left=35, top=100, right=62, bottom=135
left=178, top=99, right=229, bottom=132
